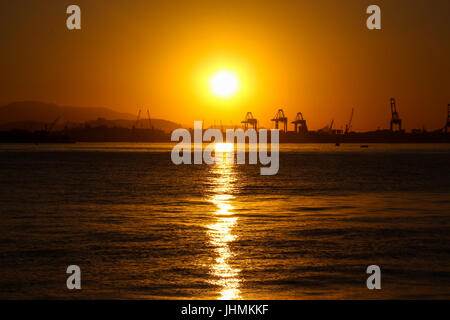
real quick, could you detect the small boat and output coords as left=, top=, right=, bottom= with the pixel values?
left=360, top=145, right=369, bottom=148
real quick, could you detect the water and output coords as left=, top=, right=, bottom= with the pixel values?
left=0, top=143, right=449, bottom=299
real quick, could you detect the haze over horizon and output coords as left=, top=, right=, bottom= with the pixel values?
left=1, top=0, right=449, bottom=131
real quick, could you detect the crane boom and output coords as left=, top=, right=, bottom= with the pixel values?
left=134, top=109, right=141, bottom=128
left=46, top=116, right=60, bottom=133
left=345, top=108, right=354, bottom=134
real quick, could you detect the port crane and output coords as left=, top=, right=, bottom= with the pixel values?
left=291, top=112, right=308, bottom=134
left=241, top=112, right=258, bottom=130
left=43, top=116, right=61, bottom=133
left=390, top=98, right=402, bottom=132
left=133, top=109, right=142, bottom=129
left=345, top=108, right=354, bottom=134
left=271, top=109, right=288, bottom=132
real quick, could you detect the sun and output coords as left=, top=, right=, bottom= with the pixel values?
left=210, top=71, right=239, bottom=97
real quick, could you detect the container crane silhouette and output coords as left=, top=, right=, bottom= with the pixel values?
left=291, top=112, right=308, bottom=134
left=241, top=112, right=258, bottom=130
left=271, top=109, right=288, bottom=132
left=390, top=98, right=402, bottom=132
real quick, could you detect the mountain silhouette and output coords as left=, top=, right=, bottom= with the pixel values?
left=0, top=101, right=182, bottom=133
left=0, top=101, right=136, bottom=123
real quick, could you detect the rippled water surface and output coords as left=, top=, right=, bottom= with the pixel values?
left=0, top=143, right=449, bottom=299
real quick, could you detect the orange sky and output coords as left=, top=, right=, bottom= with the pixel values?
left=0, top=0, right=449, bottom=131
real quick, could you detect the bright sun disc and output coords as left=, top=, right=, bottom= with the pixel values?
left=211, top=71, right=238, bottom=97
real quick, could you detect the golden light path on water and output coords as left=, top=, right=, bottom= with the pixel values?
left=207, top=145, right=242, bottom=300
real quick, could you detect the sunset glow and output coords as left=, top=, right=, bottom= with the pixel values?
left=1, top=0, right=449, bottom=304
left=210, top=71, right=239, bottom=97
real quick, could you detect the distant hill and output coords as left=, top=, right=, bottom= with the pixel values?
left=83, top=118, right=183, bottom=133
left=0, top=101, right=136, bottom=123
left=0, top=101, right=182, bottom=133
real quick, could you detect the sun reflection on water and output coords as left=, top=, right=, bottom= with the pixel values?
left=206, top=154, right=242, bottom=300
